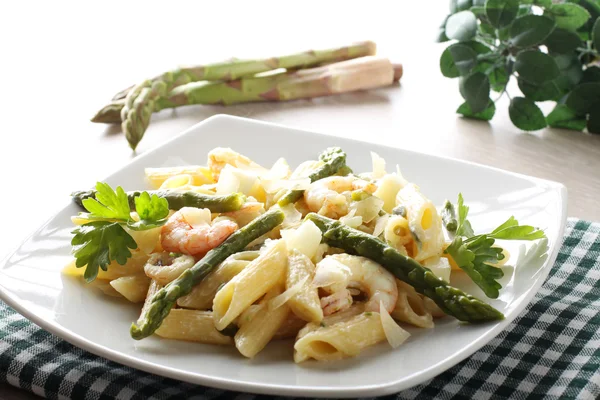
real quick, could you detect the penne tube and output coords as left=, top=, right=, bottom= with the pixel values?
left=234, top=286, right=290, bottom=358
left=145, top=166, right=214, bottom=189
left=177, top=252, right=259, bottom=310
left=391, top=280, right=434, bottom=329
left=155, top=309, right=232, bottom=345
left=109, top=274, right=151, bottom=303
left=294, top=310, right=386, bottom=362
left=212, top=240, right=287, bottom=330
left=285, top=249, right=323, bottom=323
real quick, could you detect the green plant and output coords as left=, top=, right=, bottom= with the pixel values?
left=439, top=0, right=600, bottom=133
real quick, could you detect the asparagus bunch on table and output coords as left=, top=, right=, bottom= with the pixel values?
left=305, top=213, right=504, bottom=323
left=90, top=41, right=403, bottom=151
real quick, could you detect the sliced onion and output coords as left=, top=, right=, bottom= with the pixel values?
left=291, top=160, right=324, bottom=179
left=216, top=165, right=240, bottom=195
left=264, top=157, right=291, bottom=180
left=279, top=203, right=302, bottom=229
left=268, top=276, right=309, bottom=311
left=371, top=151, right=386, bottom=179
left=379, top=300, right=410, bottom=349
left=352, top=195, right=384, bottom=223
left=373, top=214, right=391, bottom=238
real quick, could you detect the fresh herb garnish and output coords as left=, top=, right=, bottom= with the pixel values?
left=71, top=182, right=169, bottom=282
left=444, top=193, right=546, bottom=298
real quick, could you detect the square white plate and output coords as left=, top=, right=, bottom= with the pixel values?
left=0, top=115, right=567, bottom=398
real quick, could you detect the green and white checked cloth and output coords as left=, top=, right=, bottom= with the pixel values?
left=1, top=218, right=599, bottom=400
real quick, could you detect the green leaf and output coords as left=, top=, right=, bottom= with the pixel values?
left=456, top=193, right=475, bottom=238
left=514, top=50, right=560, bottom=85
left=548, top=3, right=591, bottom=31
left=544, top=28, right=582, bottom=53
left=588, top=103, right=600, bottom=134
left=470, top=5, right=486, bottom=17
left=565, top=82, right=600, bottom=114
left=490, top=216, right=546, bottom=240
left=450, top=0, right=473, bottom=13
left=518, top=4, right=533, bottom=17
left=509, top=97, right=548, bottom=131
left=534, top=0, right=551, bottom=6
left=82, top=182, right=131, bottom=221
left=486, top=0, right=519, bottom=28
left=593, top=16, right=600, bottom=50
left=445, top=236, right=504, bottom=298
left=128, top=192, right=169, bottom=231
left=437, top=16, right=451, bottom=42
left=582, top=66, right=600, bottom=83
left=440, top=44, right=478, bottom=78
left=479, top=22, right=496, bottom=36
left=509, top=15, right=556, bottom=47
left=546, top=104, right=588, bottom=130
left=457, top=100, right=496, bottom=120
left=71, top=221, right=137, bottom=282
left=518, top=78, right=562, bottom=102
left=446, top=11, right=478, bottom=41
left=459, top=72, right=491, bottom=113
left=566, top=0, right=600, bottom=34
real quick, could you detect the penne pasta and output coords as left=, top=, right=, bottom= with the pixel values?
left=391, top=280, right=434, bottom=329
left=294, top=310, right=386, bottom=362
left=177, top=251, right=259, bottom=310
left=235, top=286, right=291, bottom=358
left=110, top=274, right=151, bottom=303
left=156, top=309, right=232, bottom=345
left=212, top=240, right=287, bottom=330
left=285, top=249, right=323, bottom=323
left=63, top=250, right=150, bottom=281
left=144, top=166, right=213, bottom=189
left=396, top=183, right=444, bottom=262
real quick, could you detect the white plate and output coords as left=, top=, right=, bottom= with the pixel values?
left=0, top=115, right=567, bottom=398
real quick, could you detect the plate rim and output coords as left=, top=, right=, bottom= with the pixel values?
left=0, top=114, right=568, bottom=398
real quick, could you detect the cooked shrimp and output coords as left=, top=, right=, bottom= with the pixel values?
left=304, top=176, right=376, bottom=219
left=144, top=253, right=195, bottom=286
left=314, top=254, right=398, bottom=315
left=160, top=208, right=238, bottom=256
left=207, top=147, right=265, bottom=181
left=320, top=289, right=353, bottom=316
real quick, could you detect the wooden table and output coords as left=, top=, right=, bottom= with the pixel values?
left=1, top=1, right=598, bottom=399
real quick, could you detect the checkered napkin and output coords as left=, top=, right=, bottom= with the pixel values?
left=1, top=218, right=599, bottom=400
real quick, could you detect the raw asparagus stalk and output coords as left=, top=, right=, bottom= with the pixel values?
left=125, top=56, right=395, bottom=149
left=305, top=213, right=504, bottom=323
left=71, top=189, right=245, bottom=213
left=130, top=208, right=285, bottom=340
left=111, top=41, right=377, bottom=101
left=441, top=200, right=458, bottom=232
left=91, top=63, right=404, bottom=125
left=277, top=147, right=348, bottom=207
left=121, top=80, right=168, bottom=150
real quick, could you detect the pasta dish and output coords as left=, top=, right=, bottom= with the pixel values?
left=64, top=147, right=546, bottom=362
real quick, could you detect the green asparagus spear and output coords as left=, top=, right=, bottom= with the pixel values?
left=305, top=213, right=504, bottom=323
left=130, top=208, right=285, bottom=340
left=277, top=147, right=348, bottom=207
left=441, top=200, right=458, bottom=232
left=111, top=41, right=376, bottom=101
left=71, top=189, right=245, bottom=213
left=91, top=57, right=398, bottom=150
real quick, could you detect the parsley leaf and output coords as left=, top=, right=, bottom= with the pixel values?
left=456, top=193, right=474, bottom=238
left=446, top=236, right=504, bottom=298
left=128, top=191, right=169, bottom=231
left=72, top=182, right=170, bottom=282
left=445, top=193, right=547, bottom=299
left=71, top=221, right=137, bottom=282
left=489, top=216, right=546, bottom=240
left=82, top=182, right=131, bottom=221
